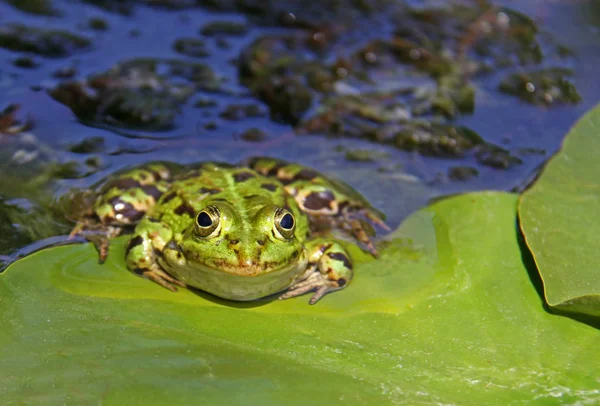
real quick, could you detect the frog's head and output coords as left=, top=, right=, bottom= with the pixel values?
left=178, top=200, right=307, bottom=276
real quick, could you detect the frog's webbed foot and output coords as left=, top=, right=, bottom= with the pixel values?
left=340, top=208, right=389, bottom=257
left=69, top=220, right=121, bottom=263
left=280, top=269, right=346, bottom=305
left=135, top=264, right=186, bottom=292
left=311, top=207, right=388, bottom=257
left=280, top=240, right=353, bottom=304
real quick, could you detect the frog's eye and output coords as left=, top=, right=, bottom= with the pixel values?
left=197, top=212, right=212, bottom=227
left=195, top=206, right=220, bottom=238
left=274, top=208, right=295, bottom=240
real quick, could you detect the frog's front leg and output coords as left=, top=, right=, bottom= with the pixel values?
left=69, top=163, right=173, bottom=262
left=280, top=238, right=353, bottom=305
left=125, top=218, right=186, bottom=292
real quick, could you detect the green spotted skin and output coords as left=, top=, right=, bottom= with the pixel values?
left=93, top=163, right=173, bottom=225
left=71, top=158, right=385, bottom=304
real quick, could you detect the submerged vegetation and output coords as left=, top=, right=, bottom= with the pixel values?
left=50, top=58, right=222, bottom=130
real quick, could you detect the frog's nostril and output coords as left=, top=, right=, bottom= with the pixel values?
left=228, top=239, right=240, bottom=245
left=256, top=239, right=265, bottom=246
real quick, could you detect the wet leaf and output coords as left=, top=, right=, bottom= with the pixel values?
left=1, top=192, right=598, bottom=404
left=519, top=104, right=600, bottom=318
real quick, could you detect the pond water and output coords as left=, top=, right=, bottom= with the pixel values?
left=0, top=0, right=599, bottom=265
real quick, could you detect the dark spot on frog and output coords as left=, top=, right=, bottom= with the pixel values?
left=256, top=239, right=265, bottom=246
left=174, top=202, right=195, bottom=217
left=261, top=183, right=277, bottom=192
left=142, top=185, right=163, bottom=200
left=337, top=201, right=350, bottom=213
left=109, top=178, right=141, bottom=190
left=233, top=171, right=255, bottom=182
left=243, top=194, right=259, bottom=200
left=126, top=235, right=144, bottom=255
left=161, top=191, right=177, bottom=203
left=302, top=190, right=335, bottom=211
left=278, top=177, right=294, bottom=185
left=177, top=169, right=200, bottom=180
left=108, top=197, right=145, bottom=222
left=133, top=267, right=148, bottom=275
left=327, top=252, right=352, bottom=269
left=148, top=217, right=161, bottom=223
left=145, top=168, right=171, bottom=180
left=267, top=163, right=285, bottom=176
left=295, top=168, right=319, bottom=181
left=148, top=169, right=165, bottom=180
left=337, top=278, right=347, bottom=287
left=153, top=248, right=165, bottom=259
left=228, top=239, right=240, bottom=245
left=199, top=187, right=221, bottom=195
left=210, top=198, right=227, bottom=202
left=245, top=158, right=283, bottom=176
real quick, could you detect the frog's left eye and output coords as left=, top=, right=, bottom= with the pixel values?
left=195, top=206, right=220, bottom=238
left=274, top=208, right=295, bottom=240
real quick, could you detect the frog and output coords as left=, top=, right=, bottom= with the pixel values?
left=69, top=157, right=388, bottom=304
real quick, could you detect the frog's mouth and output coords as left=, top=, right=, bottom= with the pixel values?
left=188, top=261, right=306, bottom=277
left=186, top=256, right=307, bottom=277
left=159, top=250, right=310, bottom=301
left=161, top=246, right=308, bottom=277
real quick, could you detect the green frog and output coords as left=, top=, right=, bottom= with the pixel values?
left=70, top=158, right=387, bottom=304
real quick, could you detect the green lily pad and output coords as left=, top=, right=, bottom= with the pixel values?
left=1, top=192, right=598, bottom=404
left=519, top=104, right=600, bottom=319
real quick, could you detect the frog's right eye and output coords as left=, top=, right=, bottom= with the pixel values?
left=195, top=206, right=220, bottom=237
left=197, top=212, right=212, bottom=227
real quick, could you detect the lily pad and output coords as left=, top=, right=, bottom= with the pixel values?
left=519, top=104, right=600, bottom=319
left=1, top=192, right=599, bottom=404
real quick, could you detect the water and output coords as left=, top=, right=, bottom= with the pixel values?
left=0, top=0, right=599, bottom=263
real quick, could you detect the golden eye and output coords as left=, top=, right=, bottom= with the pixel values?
left=274, top=208, right=295, bottom=240
left=195, top=205, right=220, bottom=237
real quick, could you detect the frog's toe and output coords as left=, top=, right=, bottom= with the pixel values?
left=364, top=209, right=390, bottom=231
left=76, top=225, right=122, bottom=263
left=138, top=265, right=186, bottom=292
left=68, top=221, right=85, bottom=240
left=279, top=272, right=343, bottom=305
left=98, top=237, right=109, bottom=263
left=345, top=216, right=379, bottom=257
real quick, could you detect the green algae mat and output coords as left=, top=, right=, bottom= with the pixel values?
left=2, top=191, right=599, bottom=405
left=519, top=103, right=600, bottom=319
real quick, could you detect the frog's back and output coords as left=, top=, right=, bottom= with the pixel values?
left=176, top=164, right=288, bottom=206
